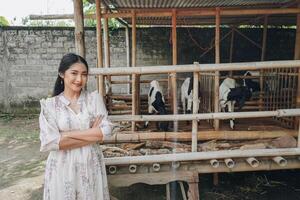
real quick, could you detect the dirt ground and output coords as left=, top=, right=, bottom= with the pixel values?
left=1, top=115, right=300, bottom=200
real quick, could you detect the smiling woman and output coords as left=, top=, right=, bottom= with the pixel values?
left=39, top=53, right=114, bottom=200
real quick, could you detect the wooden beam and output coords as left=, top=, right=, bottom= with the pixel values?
left=260, top=15, right=268, bottom=111
left=214, top=8, right=220, bottom=131
left=73, top=0, right=85, bottom=57
left=172, top=9, right=178, bottom=132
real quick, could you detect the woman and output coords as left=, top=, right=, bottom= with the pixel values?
left=39, top=53, right=113, bottom=200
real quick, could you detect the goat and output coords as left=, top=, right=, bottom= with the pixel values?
left=145, top=80, right=169, bottom=131
left=180, top=77, right=201, bottom=114
left=219, top=78, right=252, bottom=129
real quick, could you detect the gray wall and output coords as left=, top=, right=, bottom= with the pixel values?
left=0, top=27, right=172, bottom=113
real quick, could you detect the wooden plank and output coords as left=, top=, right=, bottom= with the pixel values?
left=108, top=171, right=197, bottom=187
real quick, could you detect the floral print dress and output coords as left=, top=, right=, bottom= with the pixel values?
left=39, top=90, right=112, bottom=200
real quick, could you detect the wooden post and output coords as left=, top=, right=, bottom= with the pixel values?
left=95, top=0, right=104, bottom=95
left=213, top=7, right=221, bottom=186
left=131, top=10, right=137, bottom=131
left=295, top=4, right=300, bottom=129
left=260, top=15, right=268, bottom=111
left=187, top=172, right=199, bottom=200
left=192, top=69, right=199, bottom=152
left=172, top=9, right=178, bottom=132
left=103, top=8, right=111, bottom=104
left=73, top=0, right=85, bottom=58
left=214, top=7, right=220, bottom=130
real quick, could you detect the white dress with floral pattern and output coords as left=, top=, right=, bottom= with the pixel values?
left=39, top=91, right=112, bottom=200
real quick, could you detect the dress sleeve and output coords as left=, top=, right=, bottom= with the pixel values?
left=39, top=99, right=61, bottom=152
left=92, top=91, right=113, bottom=139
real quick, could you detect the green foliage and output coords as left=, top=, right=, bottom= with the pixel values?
left=83, top=0, right=121, bottom=31
left=21, top=16, right=72, bottom=27
left=0, top=16, right=9, bottom=26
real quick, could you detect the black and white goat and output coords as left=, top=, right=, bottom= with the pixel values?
left=145, top=80, right=169, bottom=131
left=219, top=77, right=252, bottom=129
left=180, top=77, right=200, bottom=114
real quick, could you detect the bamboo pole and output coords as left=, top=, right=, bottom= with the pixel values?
left=214, top=8, right=220, bottom=131
left=103, top=8, right=112, bottom=107
left=172, top=9, right=178, bottom=132
left=89, top=60, right=300, bottom=76
left=131, top=10, right=137, bottom=131
left=125, top=27, right=131, bottom=94
left=103, top=130, right=298, bottom=144
left=108, top=108, right=300, bottom=122
left=95, top=0, right=104, bottom=95
left=192, top=70, right=199, bottom=152
left=73, top=0, right=85, bottom=57
left=104, top=148, right=300, bottom=165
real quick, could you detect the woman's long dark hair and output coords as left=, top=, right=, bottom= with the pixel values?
left=52, top=53, right=89, bottom=96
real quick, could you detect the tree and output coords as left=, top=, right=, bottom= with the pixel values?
left=0, top=16, right=9, bottom=26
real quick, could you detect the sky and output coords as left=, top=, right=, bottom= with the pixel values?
left=0, top=0, right=74, bottom=25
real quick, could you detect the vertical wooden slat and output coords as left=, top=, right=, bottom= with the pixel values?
left=192, top=70, right=199, bottom=152
left=131, top=10, right=137, bottom=131
left=73, top=0, right=85, bottom=58
left=95, top=0, right=104, bottom=95
left=214, top=7, right=220, bottom=130
left=172, top=9, right=178, bottom=132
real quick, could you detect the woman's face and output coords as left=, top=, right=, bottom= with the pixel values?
left=61, top=62, right=88, bottom=93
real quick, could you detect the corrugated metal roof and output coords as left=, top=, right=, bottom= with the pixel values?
left=87, top=0, right=298, bottom=26
left=101, top=0, right=293, bottom=9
